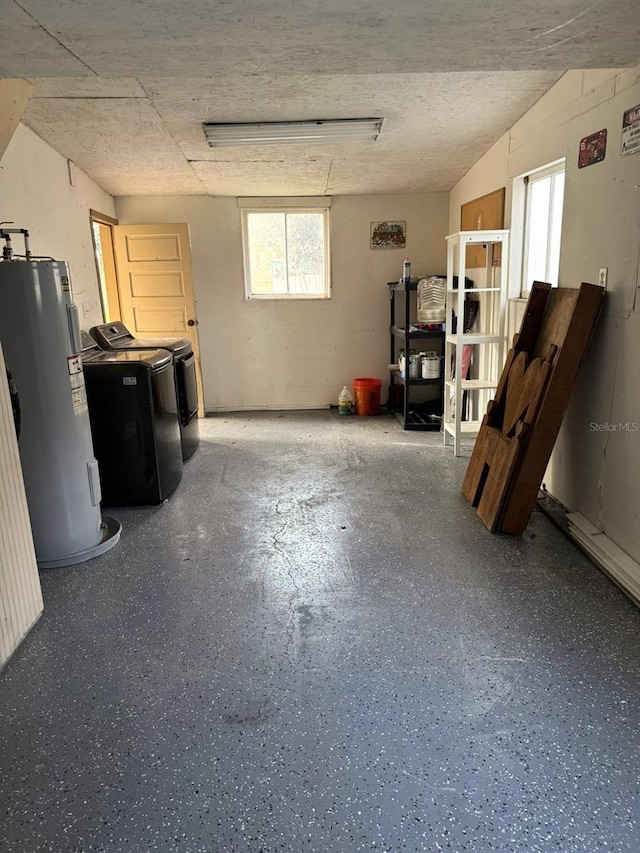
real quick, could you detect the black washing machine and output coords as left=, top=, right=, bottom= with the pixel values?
left=89, top=322, right=199, bottom=462
left=81, top=333, right=183, bottom=506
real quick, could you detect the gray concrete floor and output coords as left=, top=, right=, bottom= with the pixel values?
left=1, top=411, right=639, bottom=853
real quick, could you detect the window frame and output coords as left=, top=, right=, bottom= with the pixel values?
left=241, top=206, right=331, bottom=301
left=89, top=209, right=122, bottom=322
left=519, top=160, right=566, bottom=297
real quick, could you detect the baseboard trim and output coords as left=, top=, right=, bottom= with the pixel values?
left=204, top=404, right=331, bottom=414
left=566, top=512, right=640, bottom=607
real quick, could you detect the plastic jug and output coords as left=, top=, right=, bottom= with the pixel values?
left=338, top=385, right=354, bottom=415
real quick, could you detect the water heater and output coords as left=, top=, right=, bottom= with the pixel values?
left=0, top=229, right=120, bottom=568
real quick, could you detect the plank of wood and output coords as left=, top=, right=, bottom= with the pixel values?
left=502, top=352, right=528, bottom=434
left=518, top=282, right=552, bottom=353
left=463, top=281, right=552, bottom=498
left=487, top=345, right=517, bottom=426
left=503, top=355, right=554, bottom=438
left=498, top=283, right=605, bottom=534
left=462, top=348, right=553, bottom=529
left=476, top=431, right=521, bottom=532
left=461, top=414, right=491, bottom=504
left=486, top=281, right=551, bottom=429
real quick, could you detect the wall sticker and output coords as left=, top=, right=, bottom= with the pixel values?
left=621, top=104, right=640, bottom=157
left=578, top=128, right=607, bottom=169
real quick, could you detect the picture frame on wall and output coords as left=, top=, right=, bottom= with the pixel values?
left=370, top=221, right=406, bottom=250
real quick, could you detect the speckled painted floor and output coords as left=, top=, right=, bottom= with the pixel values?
left=1, top=411, right=639, bottom=853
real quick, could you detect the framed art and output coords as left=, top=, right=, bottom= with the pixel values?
left=371, top=221, right=406, bottom=249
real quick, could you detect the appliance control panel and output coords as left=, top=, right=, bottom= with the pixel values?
left=93, top=322, right=133, bottom=343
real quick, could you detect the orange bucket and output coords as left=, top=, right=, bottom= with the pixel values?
left=353, top=377, right=382, bottom=416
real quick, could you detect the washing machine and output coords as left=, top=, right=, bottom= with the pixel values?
left=81, top=333, right=183, bottom=506
left=89, top=322, right=199, bottom=462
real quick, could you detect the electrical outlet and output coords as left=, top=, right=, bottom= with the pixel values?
left=599, top=267, right=608, bottom=288
left=82, top=301, right=92, bottom=318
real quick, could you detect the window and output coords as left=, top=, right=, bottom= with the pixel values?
left=520, top=162, right=565, bottom=295
left=242, top=207, right=330, bottom=299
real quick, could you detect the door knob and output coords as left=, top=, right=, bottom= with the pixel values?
left=187, top=319, right=198, bottom=327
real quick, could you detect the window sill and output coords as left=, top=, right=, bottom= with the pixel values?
left=246, top=295, right=332, bottom=302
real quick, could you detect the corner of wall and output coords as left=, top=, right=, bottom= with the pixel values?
left=0, top=123, right=116, bottom=328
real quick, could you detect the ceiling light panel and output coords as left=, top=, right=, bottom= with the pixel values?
left=203, top=118, right=383, bottom=147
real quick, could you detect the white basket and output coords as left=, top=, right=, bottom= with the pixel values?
left=417, top=276, right=446, bottom=323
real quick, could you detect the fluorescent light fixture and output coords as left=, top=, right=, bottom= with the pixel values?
left=203, top=118, right=383, bottom=147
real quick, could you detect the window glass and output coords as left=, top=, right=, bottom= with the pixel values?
left=287, top=213, right=325, bottom=295
left=244, top=209, right=329, bottom=299
left=547, top=172, right=565, bottom=283
left=521, top=164, right=565, bottom=294
left=246, top=212, right=286, bottom=295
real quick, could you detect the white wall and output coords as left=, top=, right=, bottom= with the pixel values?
left=116, top=193, right=449, bottom=411
left=0, top=123, right=115, bottom=327
left=0, top=79, right=34, bottom=161
left=449, top=66, right=640, bottom=563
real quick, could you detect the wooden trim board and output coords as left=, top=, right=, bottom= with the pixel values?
left=90, top=209, right=118, bottom=226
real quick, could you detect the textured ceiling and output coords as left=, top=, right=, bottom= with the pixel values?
left=3, top=0, right=639, bottom=76
left=3, top=0, right=639, bottom=196
left=23, top=72, right=564, bottom=196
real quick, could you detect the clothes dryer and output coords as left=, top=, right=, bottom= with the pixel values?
left=81, top=334, right=183, bottom=505
left=89, top=322, right=199, bottom=462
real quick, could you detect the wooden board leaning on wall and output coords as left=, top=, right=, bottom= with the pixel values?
left=460, top=188, right=506, bottom=268
left=461, top=280, right=605, bottom=535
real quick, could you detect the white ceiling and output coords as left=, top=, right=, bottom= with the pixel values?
left=3, top=0, right=639, bottom=197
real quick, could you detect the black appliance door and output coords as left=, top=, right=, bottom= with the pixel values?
left=84, top=364, right=159, bottom=505
left=176, top=354, right=198, bottom=423
left=151, top=362, right=183, bottom=498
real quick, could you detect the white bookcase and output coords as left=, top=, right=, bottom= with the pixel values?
left=443, top=229, right=509, bottom=455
